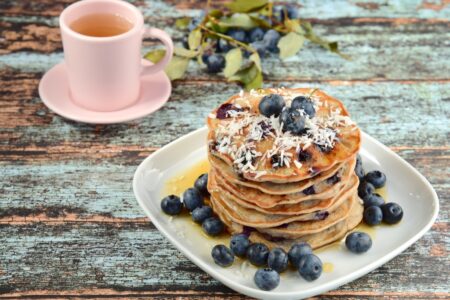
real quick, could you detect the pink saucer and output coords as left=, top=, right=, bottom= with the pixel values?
left=38, top=60, right=171, bottom=124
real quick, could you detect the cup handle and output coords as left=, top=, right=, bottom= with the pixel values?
left=141, top=27, right=174, bottom=76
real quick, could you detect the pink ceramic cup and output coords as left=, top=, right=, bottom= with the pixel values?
left=60, top=0, right=173, bottom=112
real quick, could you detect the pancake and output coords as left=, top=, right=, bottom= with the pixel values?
left=207, top=88, right=361, bottom=183
left=212, top=156, right=356, bottom=208
left=209, top=174, right=359, bottom=228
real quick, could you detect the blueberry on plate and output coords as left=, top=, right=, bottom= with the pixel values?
left=355, top=154, right=365, bottom=180
left=247, top=243, right=270, bottom=266
left=298, top=254, right=323, bottom=281
left=267, top=247, right=288, bottom=273
left=291, top=96, right=315, bottom=117
left=191, top=206, right=213, bottom=223
left=280, top=107, right=306, bottom=135
left=227, top=28, right=247, bottom=43
left=363, top=193, right=385, bottom=208
left=263, top=29, right=281, bottom=53
left=365, top=170, right=387, bottom=189
left=345, top=232, right=372, bottom=254
left=254, top=268, right=280, bottom=291
left=363, top=206, right=383, bottom=226
left=297, top=149, right=312, bottom=162
left=182, top=188, right=203, bottom=211
left=194, top=173, right=209, bottom=196
left=230, top=234, right=250, bottom=257
left=160, top=195, right=182, bottom=215
left=205, top=54, right=225, bottom=73
left=358, top=181, right=375, bottom=200
left=249, top=27, right=265, bottom=42
left=259, top=94, right=285, bottom=117
left=202, top=217, right=224, bottom=236
left=288, top=242, right=313, bottom=267
left=211, top=244, right=234, bottom=267
left=381, top=202, right=403, bottom=224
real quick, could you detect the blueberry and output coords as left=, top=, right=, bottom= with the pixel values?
left=192, top=206, right=213, bottom=223
left=267, top=248, right=288, bottom=273
left=194, top=173, right=209, bottom=196
left=202, top=217, right=224, bottom=236
left=302, top=185, right=315, bottom=195
left=254, top=268, right=280, bottom=291
left=205, top=54, right=225, bottom=73
left=297, top=149, right=312, bottom=162
left=160, top=195, right=182, bottom=215
left=250, top=41, right=267, bottom=57
left=345, top=232, right=372, bottom=254
left=288, top=242, right=313, bottom=268
left=364, top=170, right=386, bottom=189
left=363, top=206, right=383, bottom=226
left=230, top=234, right=250, bottom=257
left=246, top=243, right=270, bottom=266
left=259, top=94, right=285, bottom=117
left=326, top=172, right=341, bottom=185
left=291, top=96, right=315, bottom=117
left=355, top=154, right=365, bottom=180
left=216, top=103, right=242, bottom=119
left=211, top=244, right=234, bottom=267
left=272, top=6, right=285, bottom=23
left=249, top=27, right=265, bottom=42
left=363, top=193, right=385, bottom=208
left=280, top=107, right=306, bottom=135
left=263, top=29, right=281, bottom=53
left=227, top=28, right=247, bottom=43
left=286, top=5, right=299, bottom=20
left=182, top=188, right=203, bottom=211
left=381, top=202, right=403, bottom=224
left=181, top=36, right=189, bottom=49
left=298, top=254, right=323, bottom=281
left=217, top=38, right=232, bottom=53
left=358, top=181, right=375, bottom=200
left=188, top=16, right=202, bottom=31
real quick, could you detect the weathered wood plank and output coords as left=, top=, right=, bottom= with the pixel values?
left=0, top=74, right=448, bottom=148
left=1, top=20, right=449, bottom=81
left=1, top=0, right=449, bottom=19
left=0, top=221, right=448, bottom=296
left=1, top=148, right=448, bottom=220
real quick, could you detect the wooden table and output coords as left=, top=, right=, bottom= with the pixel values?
left=1, top=0, right=449, bottom=298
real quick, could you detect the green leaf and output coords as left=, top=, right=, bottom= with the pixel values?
left=224, top=48, right=242, bottom=77
left=228, top=63, right=263, bottom=90
left=174, top=47, right=199, bottom=58
left=208, top=9, right=223, bottom=18
left=175, top=17, right=191, bottom=29
left=219, top=13, right=259, bottom=29
left=188, top=29, right=202, bottom=50
left=225, top=0, right=268, bottom=13
left=249, top=52, right=261, bottom=71
left=277, top=32, right=305, bottom=59
left=301, top=21, right=350, bottom=59
left=144, top=49, right=165, bottom=63
left=145, top=50, right=190, bottom=80
left=165, top=56, right=190, bottom=80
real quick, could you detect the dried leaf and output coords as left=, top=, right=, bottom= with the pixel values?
left=145, top=50, right=190, bottom=80
left=225, top=0, right=268, bottom=13
left=219, top=13, right=259, bottom=29
left=175, top=17, right=191, bottom=29
left=224, top=48, right=243, bottom=77
left=277, top=32, right=304, bottom=59
left=188, top=29, right=202, bottom=50
left=249, top=52, right=261, bottom=71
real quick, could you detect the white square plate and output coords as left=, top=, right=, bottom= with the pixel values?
left=133, top=127, right=439, bottom=299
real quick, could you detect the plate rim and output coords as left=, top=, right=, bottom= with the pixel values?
left=132, top=126, right=439, bottom=299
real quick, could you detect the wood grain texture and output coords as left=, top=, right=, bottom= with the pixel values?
left=0, top=0, right=449, bottom=298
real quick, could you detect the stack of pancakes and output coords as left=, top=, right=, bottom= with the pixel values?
left=206, top=88, right=362, bottom=250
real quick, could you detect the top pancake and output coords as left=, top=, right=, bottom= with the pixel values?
left=207, top=88, right=361, bottom=183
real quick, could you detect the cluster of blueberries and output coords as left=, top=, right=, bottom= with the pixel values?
left=161, top=173, right=226, bottom=236
left=213, top=237, right=323, bottom=291
left=355, top=155, right=404, bottom=226
left=259, top=93, right=315, bottom=135
left=185, top=5, right=299, bottom=74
